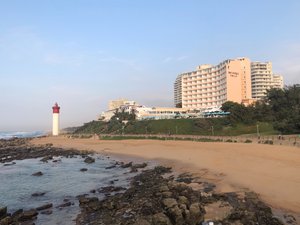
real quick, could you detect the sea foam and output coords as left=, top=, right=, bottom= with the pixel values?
left=0, top=131, right=46, bottom=140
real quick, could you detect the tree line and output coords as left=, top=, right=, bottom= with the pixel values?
left=221, top=85, right=300, bottom=134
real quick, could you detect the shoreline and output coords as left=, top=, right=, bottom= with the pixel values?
left=31, top=136, right=300, bottom=217
left=1, top=137, right=298, bottom=224
left=0, top=138, right=147, bottom=224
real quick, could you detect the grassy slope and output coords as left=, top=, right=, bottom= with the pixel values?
left=74, top=119, right=276, bottom=136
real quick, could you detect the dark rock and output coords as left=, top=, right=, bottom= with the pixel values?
left=79, top=197, right=98, bottom=205
left=284, top=214, right=297, bottom=224
left=162, top=191, right=173, bottom=198
left=40, top=210, right=52, bottom=215
left=80, top=168, right=88, bottom=172
left=176, top=173, right=193, bottom=184
left=98, top=186, right=126, bottom=193
left=159, top=185, right=169, bottom=192
left=71, top=165, right=283, bottom=225
left=167, top=205, right=184, bottom=225
left=36, top=203, right=53, bottom=211
left=0, top=207, right=7, bottom=220
left=133, top=218, right=151, bottom=225
left=18, top=209, right=38, bottom=221
left=121, top=161, right=132, bottom=168
left=130, top=167, right=138, bottom=173
left=3, top=162, right=16, bottom=166
left=57, top=202, right=72, bottom=208
left=105, top=165, right=116, bottom=169
left=132, top=162, right=147, bottom=169
left=76, top=194, right=88, bottom=199
left=32, top=171, right=43, bottom=176
left=40, top=156, right=53, bottom=162
left=152, top=213, right=172, bottom=225
left=90, top=189, right=96, bottom=193
left=31, top=192, right=46, bottom=197
left=0, top=138, right=89, bottom=164
left=178, top=196, right=189, bottom=205
left=203, top=182, right=216, bottom=193
left=84, top=156, right=95, bottom=164
left=162, top=198, right=177, bottom=209
left=0, top=216, right=12, bottom=225
left=189, top=203, right=204, bottom=225
left=11, top=209, right=23, bottom=218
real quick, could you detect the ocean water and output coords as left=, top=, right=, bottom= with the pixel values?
left=0, top=131, right=46, bottom=140
left=0, top=155, right=134, bottom=225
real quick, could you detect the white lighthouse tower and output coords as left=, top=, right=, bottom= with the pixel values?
left=52, top=102, right=60, bottom=136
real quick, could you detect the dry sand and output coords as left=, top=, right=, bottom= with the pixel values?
left=32, top=136, right=300, bottom=215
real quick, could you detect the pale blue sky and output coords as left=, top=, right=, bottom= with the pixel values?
left=1, top=0, right=300, bottom=131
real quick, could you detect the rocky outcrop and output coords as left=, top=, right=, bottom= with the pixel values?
left=36, top=203, right=53, bottom=211
left=76, top=166, right=284, bottom=225
left=31, top=192, right=46, bottom=197
left=0, top=138, right=92, bottom=164
left=120, top=161, right=133, bottom=168
left=18, top=209, right=38, bottom=221
left=0, top=207, right=7, bottom=220
left=84, top=156, right=95, bottom=164
left=32, top=171, right=43, bottom=176
left=56, top=201, right=72, bottom=208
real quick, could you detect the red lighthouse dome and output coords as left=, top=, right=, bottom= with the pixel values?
left=52, top=102, right=60, bottom=113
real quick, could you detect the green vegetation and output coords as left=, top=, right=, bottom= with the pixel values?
left=99, top=135, right=222, bottom=142
left=74, top=118, right=275, bottom=136
left=222, top=85, right=300, bottom=134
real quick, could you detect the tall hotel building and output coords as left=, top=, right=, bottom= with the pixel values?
left=174, top=57, right=252, bottom=109
left=251, top=62, right=284, bottom=100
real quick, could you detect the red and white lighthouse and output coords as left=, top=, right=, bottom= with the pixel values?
left=52, top=102, right=60, bottom=136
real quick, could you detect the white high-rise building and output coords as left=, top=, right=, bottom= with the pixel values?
left=251, top=62, right=284, bottom=100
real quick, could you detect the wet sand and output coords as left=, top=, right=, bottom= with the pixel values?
left=32, top=136, right=300, bottom=215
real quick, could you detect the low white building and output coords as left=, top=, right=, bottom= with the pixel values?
left=99, top=109, right=116, bottom=121
left=108, top=99, right=138, bottom=110
left=135, top=107, right=192, bottom=120
left=251, top=62, right=284, bottom=100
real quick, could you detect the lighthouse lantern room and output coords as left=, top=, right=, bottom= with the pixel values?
left=52, top=102, right=60, bottom=136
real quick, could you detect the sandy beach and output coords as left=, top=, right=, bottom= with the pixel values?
left=32, top=136, right=300, bottom=216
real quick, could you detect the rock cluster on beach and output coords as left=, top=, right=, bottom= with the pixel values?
left=0, top=138, right=92, bottom=164
left=0, top=138, right=94, bottom=225
left=0, top=206, right=39, bottom=225
left=76, top=166, right=283, bottom=225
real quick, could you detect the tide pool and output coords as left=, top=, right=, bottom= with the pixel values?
left=0, top=155, right=133, bottom=224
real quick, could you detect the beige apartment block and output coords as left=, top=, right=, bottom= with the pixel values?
left=174, top=58, right=252, bottom=109
left=108, top=99, right=137, bottom=110
left=251, top=62, right=284, bottom=100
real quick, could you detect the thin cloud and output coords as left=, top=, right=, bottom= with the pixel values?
left=97, top=56, right=141, bottom=71
left=0, top=27, right=85, bottom=67
left=0, top=27, right=45, bottom=61
left=162, top=55, right=188, bottom=63
left=44, top=53, right=84, bottom=66
left=273, top=42, right=300, bottom=85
